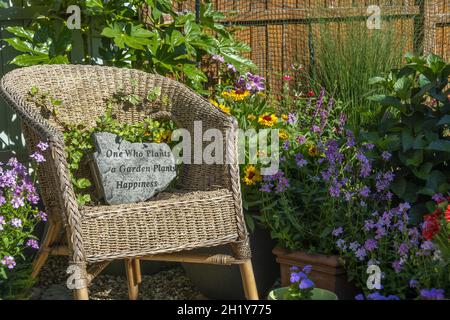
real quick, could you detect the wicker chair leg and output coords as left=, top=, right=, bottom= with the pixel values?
left=73, top=287, right=89, bottom=300
left=31, top=221, right=61, bottom=279
left=125, top=259, right=139, bottom=300
left=133, top=259, right=142, bottom=285
left=239, top=260, right=259, bottom=300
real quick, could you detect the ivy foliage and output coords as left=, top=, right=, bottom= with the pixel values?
left=27, top=83, right=176, bottom=207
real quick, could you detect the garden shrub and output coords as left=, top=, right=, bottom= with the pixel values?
left=367, top=53, right=450, bottom=221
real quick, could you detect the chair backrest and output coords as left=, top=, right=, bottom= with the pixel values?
left=1, top=65, right=237, bottom=208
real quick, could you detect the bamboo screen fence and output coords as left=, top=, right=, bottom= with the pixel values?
left=177, top=1, right=449, bottom=92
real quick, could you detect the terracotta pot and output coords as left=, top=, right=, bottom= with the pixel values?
left=272, top=247, right=358, bottom=300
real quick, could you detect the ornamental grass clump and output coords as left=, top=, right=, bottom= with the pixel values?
left=0, top=142, right=48, bottom=281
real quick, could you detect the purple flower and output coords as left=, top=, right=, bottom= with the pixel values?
left=299, top=278, right=314, bottom=290
left=420, top=240, right=434, bottom=252
left=1, top=256, right=16, bottom=270
left=296, top=135, right=306, bottom=145
left=356, top=152, right=371, bottom=178
left=398, top=242, right=409, bottom=256
left=398, top=202, right=411, bottom=212
left=302, top=265, right=312, bottom=274
left=283, top=140, right=290, bottom=151
left=329, top=184, right=340, bottom=197
left=375, top=227, right=386, bottom=239
left=37, top=141, right=49, bottom=151
left=211, top=54, right=225, bottom=63
left=409, top=279, right=419, bottom=288
left=0, top=216, right=5, bottom=231
left=287, top=113, right=297, bottom=125
left=420, top=288, right=445, bottom=300
left=336, top=239, right=346, bottom=251
left=26, top=239, right=39, bottom=249
left=355, top=247, right=367, bottom=261
left=290, top=272, right=306, bottom=283
left=364, top=143, right=375, bottom=150
left=381, top=151, right=391, bottom=161
left=332, top=227, right=343, bottom=237
left=392, top=260, right=403, bottom=273
left=364, top=219, right=375, bottom=232
left=259, top=183, right=273, bottom=193
left=355, top=293, right=365, bottom=300
left=237, top=72, right=265, bottom=93
left=364, top=239, right=378, bottom=252
left=311, top=125, right=321, bottom=133
left=226, top=64, right=236, bottom=73
left=295, top=153, right=307, bottom=167
left=11, top=196, right=25, bottom=209
left=290, top=266, right=299, bottom=272
left=35, top=211, right=47, bottom=222
left=30, top=152, right=45, bottom=163
left=10, top=218, right=22, bottom=228
left=431, top=193, right=445, bottom=203
left=349, top=242, right=360, bottom=251
left=359, top=186, right=370, bottom=198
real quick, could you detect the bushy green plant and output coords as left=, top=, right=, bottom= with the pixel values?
left=3, top=0, right=254, bottom=93
left=367, top=53, right=450, bottom=220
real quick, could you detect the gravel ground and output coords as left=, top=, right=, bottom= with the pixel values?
left=33, top=256, right=205, bottom=300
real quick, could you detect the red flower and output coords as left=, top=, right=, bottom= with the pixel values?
left=445, top=205, right=450, bottom=222
left=307, top=91, right=315, bottom=97
left=422, top=218, right=441, bottom=240
left=283, top=75, right=292, bottom=81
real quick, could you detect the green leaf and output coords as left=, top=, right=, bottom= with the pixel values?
left=401, top=128, right=414, bottom=152
left=182, top=64, right=207, bottom=83
left=147, top=87, right=162, bottom=101
left=5, top=26, right=34, bottom=42
left=367, top=95, right=405, bottom=112
left=427, top=54, right=446, bottom=74
left=368, top=76, right=386, bottom=86
left=3, top=38, right=44, bottom=54
left=437, top=115, right=450, bottom=126
left=428, top=140, right=450, bottom=153
left=393, top=76, right=412, bottom=99
left=391, top=178, right=406, bottom=198
left=412, top=162, right=433, bottom=180
left=9, top=54, right=50, bottom=66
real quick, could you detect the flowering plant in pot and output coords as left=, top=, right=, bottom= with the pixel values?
left=246, top=87, right=398, bottom=298
left=0, top=142, right=48, bottom=299
left=268, top=265, right=337, bottom=300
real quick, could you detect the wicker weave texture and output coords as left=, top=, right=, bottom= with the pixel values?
left=0, top=65, right=251, bottom=272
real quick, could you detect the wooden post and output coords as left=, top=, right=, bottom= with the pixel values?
left=74, top=288, right=89, bottom=300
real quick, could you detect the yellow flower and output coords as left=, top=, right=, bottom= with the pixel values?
left=281, top=114, right=288, bottom=121
left=210, top=99, right=231, bottom=115
left=221, top=90, right=250, bottom=102
left=308, top=145, right=319, bottom=157
left=258, top=113, right=279, bottom=127
left=243, top=165, right=262, bottom=186
left=278, top=129, right=289, bottom=140
left=247, top=114, right=256, bottom=121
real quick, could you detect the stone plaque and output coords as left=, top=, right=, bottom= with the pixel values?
left=91, top=132, right=176, bottom=205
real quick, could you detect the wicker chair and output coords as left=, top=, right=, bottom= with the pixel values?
left=0, top=65, right=258, bottom=300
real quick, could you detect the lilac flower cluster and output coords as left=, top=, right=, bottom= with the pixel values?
left=289, top=265, right=315, bottom=291
left=236, top=72, right=265, bottom=93
left=355, top=292, right=400, bottom=300
left=0, top=142, right=48, bottom=274
left=420, top=288, right=445, bottom=300
left=260, top=171, right=289, bottom=193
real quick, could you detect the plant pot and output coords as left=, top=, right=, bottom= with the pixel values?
left=182, top=225, right=279, bottom=299
left=268, top=287, right=338, bottom=300
left=272, top=247, right=358, bottom=300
